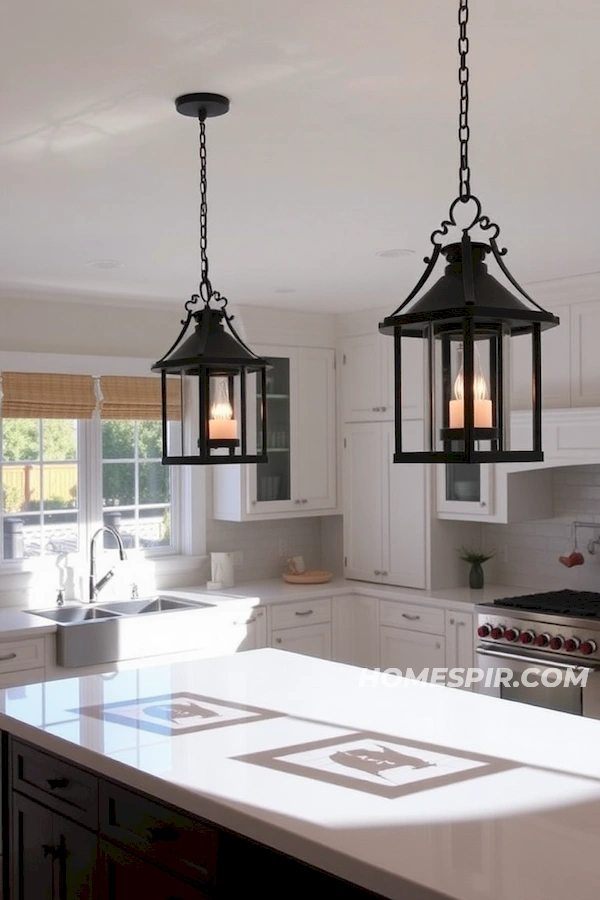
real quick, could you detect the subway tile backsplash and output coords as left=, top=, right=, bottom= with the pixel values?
left=483, top=465, right=600, bottom=592
left=206, top=516, right=333, bottom=584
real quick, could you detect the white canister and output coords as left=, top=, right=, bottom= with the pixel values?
left=210, top=552, right=235, bottom=589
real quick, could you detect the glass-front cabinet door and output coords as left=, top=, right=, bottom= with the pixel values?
left=249, top=357, right=293, bottom=510
left=436, top=463, right=493, bottom=518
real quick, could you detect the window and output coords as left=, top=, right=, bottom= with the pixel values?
left=2, top=418, right=80, bottom=559
left=102, top=419, right=171, bottom=551
left=0, top=373, right=182, bottom=563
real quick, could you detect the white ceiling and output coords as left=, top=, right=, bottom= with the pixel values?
left=1, top=0, right=599, bottom=314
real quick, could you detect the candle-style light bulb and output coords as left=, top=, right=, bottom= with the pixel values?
left=209, top=377, right=238, bottom=440
left=449, top=346, right=493, bottom=428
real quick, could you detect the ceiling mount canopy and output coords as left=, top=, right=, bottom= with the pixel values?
left=379, top=0, right=559, bottom=465
left=152, top=93, right=270, bottom=466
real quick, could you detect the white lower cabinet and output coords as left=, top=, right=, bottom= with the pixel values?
left=380, top=626, right=445, bottom=674
left=332, top=594, right=379, bottom=668
left=445, top=610, right=474, bottom=691
left=0, top=637, right=45, bottom=689
left=208, top=608, right=267, bottom=655
left=269, top=596, right=332, bottom=659
left=271, top=622, right=332, bottom=659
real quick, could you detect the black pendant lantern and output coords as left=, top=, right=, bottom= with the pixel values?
left=379, top=1, right=559, bottom=464
left=153, top=93, right=270, bottom=466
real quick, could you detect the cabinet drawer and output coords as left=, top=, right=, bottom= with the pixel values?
left=99, top=840, right=207, bottom=899
left=380, top=601, right=445, bottom=635
left=11, top=739, right=98, bottom=827
left=100, top=781, right=218, bottom=886
left=270, top=597, right=331, bottom=630
left=0, top=666, right=45, bottom=689
left=0, top=637, right=44, bottom=674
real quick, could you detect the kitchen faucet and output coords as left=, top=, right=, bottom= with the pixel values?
left=89, top=525, right=127, bottom=602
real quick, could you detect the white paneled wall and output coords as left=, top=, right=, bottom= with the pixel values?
left=483, top=465, right=600, bottom=592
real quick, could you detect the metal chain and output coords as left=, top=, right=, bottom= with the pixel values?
left=198, top=113, right=210, bottom=293
left=458, top=0, right=471, bottom=201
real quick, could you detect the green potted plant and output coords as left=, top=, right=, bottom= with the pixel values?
left=458, top=547, right=495, bottom=589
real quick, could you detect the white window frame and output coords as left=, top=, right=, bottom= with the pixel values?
left=0, top=351, right=206, bottom=590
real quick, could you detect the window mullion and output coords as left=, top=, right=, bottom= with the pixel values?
left=83, top=414, right=103, bottom=550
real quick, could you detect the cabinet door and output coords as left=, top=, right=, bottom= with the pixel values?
left=294, top=347, right=336, bottom=510
left=342, top=334, right=423, bottom=422
left=379, top=626, right=445, bottom=675
left=342, top=334, right=388, bottom=422
left=511, top=303, right=570, bottom=409
left=53, top=813, right=95, bottom=900
left=11, top=791, right=54, bottom=900
left=98, top=840, right=204, bottom=899
left=332, top=595, right=379, bottom=669
left=570, top=300, right=600, bottom=407
left=445, top=611, right=474, bottom=691
left=436, top=463, right=494, bottom=519
left=211, top=608, right=267, bottom=654
left=271, top=622, right=332, bottom=659
left=343, top=423, right=384, bottom=581
left=383, top=421, right=427, bottom=588
left=247, top=355, right=295, bottom=513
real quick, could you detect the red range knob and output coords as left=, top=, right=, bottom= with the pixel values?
left=519, top=630, right=535, bottom=645
left=490, top=626, right=505, bottom=640
left=477, top=624, right=492, bottom=638
left=535, top=633, right=550, bottom=648
left=549, top=636, right=564, bottom=651
left=564, top=638, right=580, bottom=653
left=581, top=640, right=597, bottom=656
left=504, top=628, right=520, bottom=643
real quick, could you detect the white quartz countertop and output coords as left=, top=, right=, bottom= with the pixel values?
left=165, top=578, right=528, bottom=610
left=1, top=648, right=599, bottom=900
left=0, top=607, right=59, bottom=639
left=0, top=580, right=531, bottom=640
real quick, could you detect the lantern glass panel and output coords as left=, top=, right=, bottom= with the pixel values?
left=427, top=323, right=511, bottom=457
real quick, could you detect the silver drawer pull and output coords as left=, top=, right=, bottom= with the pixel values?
left=275, top=637, right=283, bottom=644
left=402, top=613, right=420, bottom=621
left=295, top=610, right=313, bottom=617
left=0, top=652, right=17, bottom=661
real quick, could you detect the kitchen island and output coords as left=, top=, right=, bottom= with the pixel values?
left=1, top=649, right=600, bottom=900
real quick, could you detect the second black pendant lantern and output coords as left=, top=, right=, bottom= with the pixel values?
left=379, top=0, right=559, bottom=464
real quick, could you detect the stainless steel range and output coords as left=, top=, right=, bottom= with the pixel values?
left=475, top=589, right=600, bottom=717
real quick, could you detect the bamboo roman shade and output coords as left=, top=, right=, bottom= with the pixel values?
left=1, top=373, right=97, bottom=419
left=99, top=376, right=182, bottom=421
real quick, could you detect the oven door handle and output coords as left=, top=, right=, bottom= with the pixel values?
left=477, top=647, right=600, bottom=673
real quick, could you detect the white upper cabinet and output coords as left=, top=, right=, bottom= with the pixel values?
left=436, top=463, right=494, bottom=519
left=341, top=333, right=423, bottom=422
left=212, top=346, right=336, bottom=520
left=510, top=303, right=570, bottom=410
left=343, top=420, right=427, bottom=588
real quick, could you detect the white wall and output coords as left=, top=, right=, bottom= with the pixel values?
left=483, top=465, right=600, bottom=592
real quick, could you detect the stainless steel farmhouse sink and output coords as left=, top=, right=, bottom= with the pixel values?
left=29, top=606, right=120, bottom=624
left=98, top=596, right=213, bottom=615
left=27, top=595, right=216, bottom=668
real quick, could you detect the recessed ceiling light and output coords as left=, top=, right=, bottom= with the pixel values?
left=274, top=288, right=296, bottom=293
left=375, top=248, right=415, bottom=258
left=86, top=259, right=124, bottom=270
